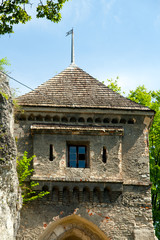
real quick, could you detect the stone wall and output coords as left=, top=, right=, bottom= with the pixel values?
left=14, top=107, right=156, bottom=239
left=0, top=72, right=21, bottom=240
left=14, top=111, right=151, bottom=184
left=17, top=185, right=155, bottom=240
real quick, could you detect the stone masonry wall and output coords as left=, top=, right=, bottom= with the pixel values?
left=0, top=72, right=21, bottom=240
left=14, top=113, right=151, bottom=184
left=14, top=108, right=156, bottom=239
left=17, top=185, right=155, bottom=240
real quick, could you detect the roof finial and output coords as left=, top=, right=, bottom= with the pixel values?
left=66, top=28, right=75, bottom=64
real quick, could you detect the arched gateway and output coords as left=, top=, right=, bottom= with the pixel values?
left=38, top=215, right=109, bottom=240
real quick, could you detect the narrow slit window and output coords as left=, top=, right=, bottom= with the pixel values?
left=102, top=147, right=107, bottom=163
left=49, top=144, right=53, bottom=161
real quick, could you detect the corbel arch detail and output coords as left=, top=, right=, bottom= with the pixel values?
left=38, top=214, right=109, bottom=240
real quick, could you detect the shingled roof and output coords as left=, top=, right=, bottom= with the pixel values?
left=17, top=64, right=150, bottom=111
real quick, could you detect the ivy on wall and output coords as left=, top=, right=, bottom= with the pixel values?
left=17, top=151, right=49, bottom=204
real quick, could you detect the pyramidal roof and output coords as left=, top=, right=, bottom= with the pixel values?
left=17, top=64, right=150, bottom=111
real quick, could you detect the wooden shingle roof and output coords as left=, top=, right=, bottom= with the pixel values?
left=17, top=64, right=150, bottom=111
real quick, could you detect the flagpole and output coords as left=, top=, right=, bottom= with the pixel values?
left=66, top=28, right=75, bottom=64
left=71, top=28, right=74, bottom=64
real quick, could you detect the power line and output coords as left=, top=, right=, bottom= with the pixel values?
left=0, top=70, right=53, bottom=101
left=1, top=71, right=35, bottom=91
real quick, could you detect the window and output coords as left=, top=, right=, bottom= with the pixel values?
left=102, top=146, right=107, bottom=163
left=68, top=145, right=88, bottom=168
left=49, top=144, right=54, bottom=161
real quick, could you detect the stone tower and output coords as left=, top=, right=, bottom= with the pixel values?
left=15, top=63, right=156, bottom=239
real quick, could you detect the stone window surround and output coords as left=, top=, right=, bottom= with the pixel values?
left=67, top=141, right=89, bottom=168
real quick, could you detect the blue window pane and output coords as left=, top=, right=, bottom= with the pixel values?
left=70, top=153, right=76, bottom=161
left=69, top=160, right=77, bottom=168
left=78, top=147, right=85, bottom=154
left=69, top=146, right=76, bottom=153
left=78, top=160, right=85, bottom=168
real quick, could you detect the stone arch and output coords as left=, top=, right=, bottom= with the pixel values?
left=38, top=214, right=109, bottom=240
left=53, top=115, right=60, bottom=122
left=72, top=187, right=79, bottom=203
left=120, top=118, right=126, bottom=124
left=18, top=114, right=26, bottom=121
left=128, top=118, right=135, bottom=124
left=95, top=117, right=101, bottom=123
left=83, top=187, right=90, bottom=202
left=93, top=187, right=101, bottom=203
left=52, top=187, right=59, bottom=203
left=87, top=117, right=93, bottom=123
left=78, top=117, right=85, bottom=123
left=36, top=115, right=43, bottom=121
left=62, top=187, right=70, bottom=204
left=111, top=118, right=118, bottom=124
left=45, top=115, right=51, bottom=121
left=61, top=116, right=68, bottom=123
left=103, top=118, right=110, bottom=123
left=28, top=114, right=35, bottom=121
left=70, top=117, right=76, bottom=123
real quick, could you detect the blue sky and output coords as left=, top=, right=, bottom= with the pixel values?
left=1, top=0, right=160, bottom=96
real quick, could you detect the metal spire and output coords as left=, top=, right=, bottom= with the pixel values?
left=66, top=28, right=75, bottom=64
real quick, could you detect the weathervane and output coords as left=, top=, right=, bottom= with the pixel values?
left=66, top=28, right=75, bottom=64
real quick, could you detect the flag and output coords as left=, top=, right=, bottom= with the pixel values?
left=66, top=29, right=73, bottom=36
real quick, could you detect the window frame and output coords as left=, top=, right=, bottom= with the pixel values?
left=67, top=142, right=89, bottom=168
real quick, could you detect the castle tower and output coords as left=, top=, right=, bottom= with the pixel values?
left=15, top=63, right=156, bottom=239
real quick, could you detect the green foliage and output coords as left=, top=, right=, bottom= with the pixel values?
left=0, top=90, right=9, bottom=100
left=128, top=85, right=152, bottom=108
left=17, top=151, right=49, bottom=204
left=0, top=0, right=69, bottom=34
left=0, top=57, right=10, bottom=72
left=107, top=77, right=125, bottom=95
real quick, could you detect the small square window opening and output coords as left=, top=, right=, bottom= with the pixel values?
left=68, top=145, right=88, bottom=168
